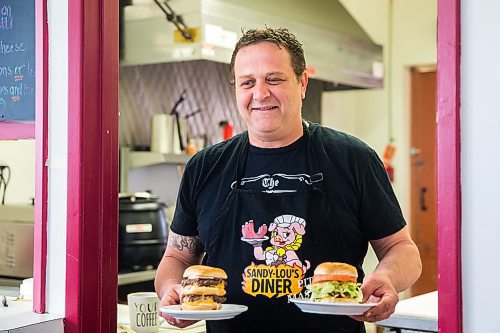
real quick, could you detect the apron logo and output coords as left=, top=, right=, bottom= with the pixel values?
left=242, top=263, right=304, bottom=298
left=241, top=215, right=311, bottom=298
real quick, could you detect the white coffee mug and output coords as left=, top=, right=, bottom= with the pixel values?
left=127, top=292, right=160, bottom=333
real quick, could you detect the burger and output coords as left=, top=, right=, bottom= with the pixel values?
left=306, top=262, right=363, bottom=303
left=180, top=265, right=227, bottom=310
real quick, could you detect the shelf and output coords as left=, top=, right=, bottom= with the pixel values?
left=118, top=269, right=157, bottom=286
left=128, top=151, right=191, bottom=169
left=120, top=147, right=192, bottom=192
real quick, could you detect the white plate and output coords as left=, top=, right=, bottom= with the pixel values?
left=160, top=304, right=248, bottom=320
left=290, top=299, right=377, bottom=315
left=240, top=236, right=269, bottom=245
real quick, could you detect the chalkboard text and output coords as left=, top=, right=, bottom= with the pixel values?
left=0, top=5, right=13, bottom=30
left=0, top=1, right=35, bottom=121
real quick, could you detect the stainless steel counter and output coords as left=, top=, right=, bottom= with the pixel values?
left=376, top=291, right=437, bottom=332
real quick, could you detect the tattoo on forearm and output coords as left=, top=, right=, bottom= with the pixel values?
left=169, top=233, right=204, bottom=256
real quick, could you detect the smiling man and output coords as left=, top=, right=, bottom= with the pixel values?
left=155, top=28, right=422, bottom=333
left=233, top=40, right=307, bottom=147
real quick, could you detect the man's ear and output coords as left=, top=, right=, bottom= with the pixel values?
left=300, top=71, right=309, bottom=99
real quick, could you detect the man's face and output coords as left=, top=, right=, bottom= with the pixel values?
left=233, top=42, right=308, bottom=147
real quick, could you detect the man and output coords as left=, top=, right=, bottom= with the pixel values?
left=155, top=27, right=421, bottom=332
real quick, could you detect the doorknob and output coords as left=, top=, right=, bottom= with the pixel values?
left=410, top=147, right=421, bottom=156
left=420, top=187, right=428, bottom=211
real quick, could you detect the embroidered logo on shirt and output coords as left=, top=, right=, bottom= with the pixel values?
left=240, top=215, right=311, bottom=298
left=231, top=173, right=323, bottom=193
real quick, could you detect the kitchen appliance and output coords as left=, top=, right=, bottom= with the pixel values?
left=121, top=0, right=384, bottom=89
left=0, top=205, right=34, bottom=279
left=118, top=192, right=169, bottom=272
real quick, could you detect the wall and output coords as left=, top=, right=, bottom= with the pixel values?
left=0, top=140, right=35, bottom=204
left=322, top=0, right=437, bottom=278
left=461, top=0, right=500, bottom=331
left=119, top=60, right=240, bottom=148
left=326, top=0, right=437, bottom=218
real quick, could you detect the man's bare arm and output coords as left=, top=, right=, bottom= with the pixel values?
left=370, top=226, right=422, bottom=292
left=351, top=226, right=421, bottom=323
left=154, top=230, right=205, bottom=299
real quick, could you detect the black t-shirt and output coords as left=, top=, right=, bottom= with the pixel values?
left=172, top=123, right=404, bottom=244
left=170, top=123, right=405, bottom=332
left=241, top=135, right=310, bottom=192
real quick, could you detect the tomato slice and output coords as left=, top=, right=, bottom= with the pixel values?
left=312, top=274, right=356, bottom=284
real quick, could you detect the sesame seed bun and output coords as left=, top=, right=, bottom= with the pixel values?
left=307, top=262, right=363, bottom=303
left=183, top=265, right=228, bottom=279
left=313, top=262, right=358, bottom=278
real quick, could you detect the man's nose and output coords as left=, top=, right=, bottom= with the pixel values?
left=253, top=81, right=270, bottom=101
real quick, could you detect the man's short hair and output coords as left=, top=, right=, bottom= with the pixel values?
left=230, top=27, right=306, bottom=81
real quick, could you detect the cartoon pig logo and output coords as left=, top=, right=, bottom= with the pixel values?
left=241, top=214, right=311, bottom=273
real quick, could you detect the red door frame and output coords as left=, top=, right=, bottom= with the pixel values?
left=437, top=0, right=462, bottom=332
left=30, top=0, right=461, bottom=331
left=65, top=0, right=119, bottom=331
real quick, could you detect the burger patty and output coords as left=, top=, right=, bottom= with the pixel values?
left=181, top=277, right=227, bottom=288
left=182, top=294, right=227, bottom=303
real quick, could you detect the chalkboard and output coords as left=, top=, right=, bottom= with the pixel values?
left=0, top=1, right=35, bottom=121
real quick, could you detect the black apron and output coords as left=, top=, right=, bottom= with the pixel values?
left=204, top=125, right=365, bottom=333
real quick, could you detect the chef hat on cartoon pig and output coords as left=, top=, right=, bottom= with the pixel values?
left=273, top=214, right=306, bottom=228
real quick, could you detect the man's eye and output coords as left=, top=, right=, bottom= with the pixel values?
left=267, top=78, right=284, bottom=85
left=240, top=80, right=254, bottom=88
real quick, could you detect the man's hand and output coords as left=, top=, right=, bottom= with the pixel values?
left=349, top=271, right=398, bottom=323
left=158, top=281, right=199, bottom=328
left=349, top=226, right=421, bottom=323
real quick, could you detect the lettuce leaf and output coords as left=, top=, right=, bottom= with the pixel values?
left=306, top=281, right=362, bottom=301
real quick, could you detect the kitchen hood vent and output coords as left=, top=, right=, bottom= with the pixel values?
left=121, top=0, right=383, bottom=89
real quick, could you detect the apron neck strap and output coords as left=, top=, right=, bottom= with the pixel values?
left=234, top=131, right=249, bottom=189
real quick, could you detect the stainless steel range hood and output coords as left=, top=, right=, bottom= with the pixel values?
left=121, top=0, right=383, bottom=89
